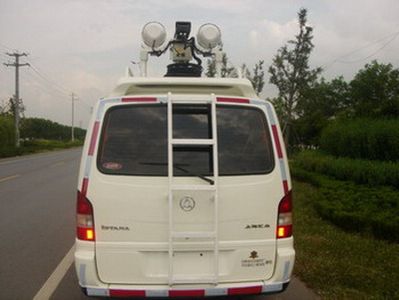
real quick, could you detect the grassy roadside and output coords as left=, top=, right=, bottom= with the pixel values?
left=0, top=139, right=83, bottom=158
left=293, top=180, right=399, bottom=299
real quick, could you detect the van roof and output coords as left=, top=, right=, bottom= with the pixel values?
left=110, top=77, right=258, bottom=98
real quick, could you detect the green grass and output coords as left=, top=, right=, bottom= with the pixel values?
left=320, top=118, right=399, bottom=161
left=0, top=139, right=83, bottom=158
left=293, top=180, right=399, bottom=299
left=291, top=166, right=399, bottom=242
left=294, top=150, right=399, bottom=189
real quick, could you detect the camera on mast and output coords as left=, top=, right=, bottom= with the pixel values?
left=139, top=21, right=223, bottom=77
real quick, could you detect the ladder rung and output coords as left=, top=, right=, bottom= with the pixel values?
left=171, top=275, right=217, bottom=284
left=171, top=231, right=216, bottom=239
left=172, top=138, right=214, bottom=145
left=172, top=184, right=216, bottom=191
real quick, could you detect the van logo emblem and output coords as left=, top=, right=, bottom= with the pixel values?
left=179, top=196, right=195, bottom=212
left=250, top=251, right=258, bottom=259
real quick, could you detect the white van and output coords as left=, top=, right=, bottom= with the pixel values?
left=75, top=22, right=294, bottom=298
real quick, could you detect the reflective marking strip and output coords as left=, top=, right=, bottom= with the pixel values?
left=271, top=125, right=283, bottom=158
left=228, top=286, right=263, bottom=295
left=283, top=261, right=290, bottom=281
left=88, top=121, right=100, bottom=156
left=81, top=178, right=89, bottom=196
left=145, top=289, right=169, bottom=297
left=217, top=97, right=250, bottom=103
left=169, top=289, right=205, bottom=297
left=262, top=282, right=283, bottom=293
left=283, top=180, right=289, bottom=195
left=158, top=96, right=168, bottom=103
left=96, top=104, right=103, bottom=121
left=96, top=98, right=121, bottom=120
left=86, top=288, right=109, bottom=296
left=249, top=99, right=265, bottom=105
left=79, top=264, right=86, bottom=286
left=279, top=159, right=287, bottom=180
left=122, top=97, right=157, bottom=102
left=252, top=99, right=291, bottom=195
left=265, top=102, right=276, bottom=125
left=84, top=156, right=92, bottom=178
left=205, top=287, right=228, bottom=296
left=85, top=283, right=284, bottom=298
left=110, top=289, right=146, bottom=297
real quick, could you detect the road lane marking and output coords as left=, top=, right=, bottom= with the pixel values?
left=33, top=245, right=75, bottom=300
left=0, top=174, right=20, bottom=183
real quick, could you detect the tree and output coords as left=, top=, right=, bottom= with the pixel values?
left=0, top=98, right=14, bottom=116
left=295, top=76, right=350, bottom=145
left=205, top=59, right=216, bottom=78
left=205, top=56, right=265, bottom=96
left=249, top=60, right=265, bottom=96
left=350, top=60, right=399, bottom=118
left=205, top=53, right=237, bottom=78
left=220, top=53, right=237, bottom=78
left=268, top=8, right=322, bottom=148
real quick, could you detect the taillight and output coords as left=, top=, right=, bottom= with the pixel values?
left=77, top=190, right=95, bottom=241
left=277, top=190, right=292, bottom=238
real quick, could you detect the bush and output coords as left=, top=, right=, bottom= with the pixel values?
left=21, top=118, right=86, bottom=140
left=0, top=115, right=15, bottom=149
left=0, top=139, right=83, bottom=158
left=294, top=150, right=399, bottom=189
left=291, top=166, right=399, bottom=242
left=320, top=118, right=399, bottom=161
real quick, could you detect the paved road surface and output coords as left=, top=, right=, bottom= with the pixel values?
left=0, top=149, right=319, bottom=300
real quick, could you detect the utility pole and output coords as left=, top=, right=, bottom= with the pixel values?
left=71, top=93, right=78, bottom=141
left=4, top=51, right=29, bottom=148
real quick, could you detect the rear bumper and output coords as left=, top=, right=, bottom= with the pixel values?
left=83, top=281, right=289, bottom=297
left=75, top=238, right=295, bottom=298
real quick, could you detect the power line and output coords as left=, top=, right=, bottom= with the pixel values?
left=21, top=71, right=70, bottom=102
left=26, top=61, right=93, bottom=109
left=25, top=68, right=70, bottom=98
left=336, top=32, right=399, bottom=64
left=27, top=62, right=71, bottom=95
left=21, top=70, right=92, bottom=112
left=322, top=29, right=399, bottom=69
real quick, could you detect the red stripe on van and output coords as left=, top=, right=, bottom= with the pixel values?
left=122, top=97, right=157, bottom=103
left=271, top=125, right=283, bottom=158
left=228, top=286, right=263, bottom=295
left=88, top=121, right=100, bottom=156
left=283, top=180, right=289, bottom=194
left=169, top=289, right=205, bottom=297
left=217, top=97, right=250, bottom=104
left=109, top=289, right=146, bottom=297
left=81, top=178, right=89, bottom=196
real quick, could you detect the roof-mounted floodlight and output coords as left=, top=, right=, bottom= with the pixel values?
left=138, top=21, right=225, bottom=77
left=142, top=22, right=167, bottom=49
left=196, top=23, right=222, bottom=50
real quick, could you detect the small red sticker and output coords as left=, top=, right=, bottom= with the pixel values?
left=102, top=162, right=122, bottom=170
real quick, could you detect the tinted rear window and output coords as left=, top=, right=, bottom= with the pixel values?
left=97, top=104, right=274, bottom=176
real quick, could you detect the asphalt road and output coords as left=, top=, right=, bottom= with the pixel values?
left=0, top=148, right=318, bottom=300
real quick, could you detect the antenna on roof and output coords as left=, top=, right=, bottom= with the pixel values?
left=139, top=21, right=223, bottom=77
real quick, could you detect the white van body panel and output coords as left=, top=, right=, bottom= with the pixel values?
left=75, top=77, right=294, bottom=297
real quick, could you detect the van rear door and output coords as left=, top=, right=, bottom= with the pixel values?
left=88, top=100, right=283, bottom=285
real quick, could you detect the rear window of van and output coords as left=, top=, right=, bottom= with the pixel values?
left=97, top=104, right=274, bottom=176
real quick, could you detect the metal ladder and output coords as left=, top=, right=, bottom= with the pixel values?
left=167, top=92, right=219, bottom=286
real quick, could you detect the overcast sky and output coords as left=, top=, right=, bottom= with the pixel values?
left=1, top=0, right=398, bottom=128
